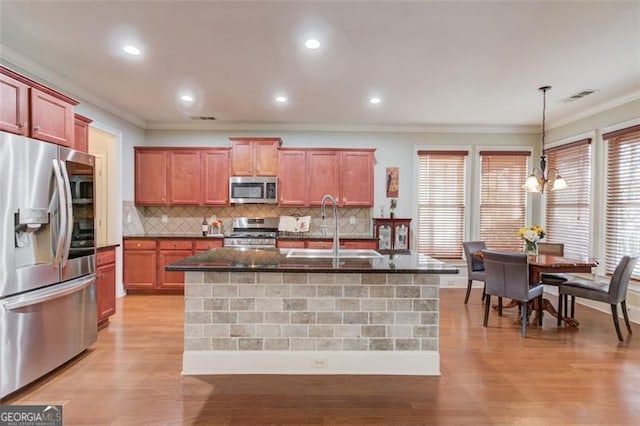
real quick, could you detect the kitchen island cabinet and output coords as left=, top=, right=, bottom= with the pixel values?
left=167, top=247, right=457, bottom=376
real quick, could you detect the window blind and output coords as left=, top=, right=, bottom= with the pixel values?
left=605, top=130, right=640, bottom=280
left=417, top=151, right=467, bottom=259
left=545, top=139, right=591, bottom=259
left=479, top=151, right=529, bottom=252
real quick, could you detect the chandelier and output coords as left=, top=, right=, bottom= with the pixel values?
left=524, top=85, right=567, bottom=194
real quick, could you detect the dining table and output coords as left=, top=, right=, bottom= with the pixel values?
left=496, top=254, right=598, bottom=327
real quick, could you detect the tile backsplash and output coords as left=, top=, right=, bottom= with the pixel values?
left=122, top=201, right=372, bottom=236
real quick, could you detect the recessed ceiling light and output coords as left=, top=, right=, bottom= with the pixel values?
left=304, top=39, right=321, bottom=50
left=369, top=97, right=382, bottom=104
left=275, top=96, right=288, bottom=103
left=122, top=45, right=141, bottom=56
left=180, top=94, right=194, bottom=102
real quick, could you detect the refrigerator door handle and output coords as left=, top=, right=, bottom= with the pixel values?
left=3, top=274, right=96, bottom=311
left=59, top=160, right=74, bottom=267
left=51, top=159, right=67, bottom=268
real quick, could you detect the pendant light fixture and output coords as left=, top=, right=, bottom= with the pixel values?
left=524, top=85, right=568, bottom=194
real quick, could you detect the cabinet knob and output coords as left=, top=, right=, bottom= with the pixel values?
left=136, top=243, right=141, bottom=247
left=18, top=122, right=25, bottom=129
left=33, top=125, right=40, bottom=132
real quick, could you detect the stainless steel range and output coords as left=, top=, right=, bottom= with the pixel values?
left=224, top=217, right=279, bottom=248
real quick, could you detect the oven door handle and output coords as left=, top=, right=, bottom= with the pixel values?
left=3, top=274, right=95, bottom=311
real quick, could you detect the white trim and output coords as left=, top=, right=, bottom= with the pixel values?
left=546, top=130, right=596, bottom=150
left=147, top=121, right=538, bottom=134
left=548, top=90, right=640, bottom=130
left=601, top=117, right=640, bottom=136
left=0, top=45, right=147, bottom=128
left=89, top=120, right=126, bottom=298
left=182, top=350, right=440, bottom=376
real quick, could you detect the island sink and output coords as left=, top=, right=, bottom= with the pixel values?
left=285, top=248, right=383, bottom=259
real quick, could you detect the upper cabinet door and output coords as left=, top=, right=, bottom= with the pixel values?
left=307, top=150, right=340, bottom=205
left=30, top=87, right=74, bottom=147
left=230, top=140, right=253, bottom=176
left=230, top=138, right=280, bottom=176
left=168, top=150, right=201, bottom=205
left=202, top=149, right=230, bottom=205
left=341, top=150, right=374, bottom=206
left=135, top=149, right=167, bottom=205
left=278, top=150, right=307, bottom=206
left=0, top=72, right=29, bottom=136
left=73, top=114, right=92, bottom=153
left=253, top=140, right=279, bottom=176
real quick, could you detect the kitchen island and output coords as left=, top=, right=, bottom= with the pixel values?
left=166, top=248, right=458, bottom=376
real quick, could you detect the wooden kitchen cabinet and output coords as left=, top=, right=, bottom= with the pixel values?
left=96, top=247, right=116, bottom=328
left=230, top=137, right=281, bottom=176
left=168, top=150, right=200, bottom=205
left=0, top=71, right=29, bottom=135
left=276, top=240, right=306, bottom=249
left=123, top=239, right=157, bottom=290
left=278, top=149, right=307, bottom=206
left=1, top=66, right=78, bottom=147
left=135, top=148, right=167, bottom=205
left=124, top=237, right=223, bottom=294
left=341, top=150, right=374, bottom=206
left=73, top=113, right=92, bottom=153
left=201, top=149, right=230, bottom=205
left=135, top=147, right=230, bottom=206
left=194, top=239, right=223, bottom=253
left=307, top=150, right=341, bottom=205
left=157, top=240, right=193, bottom=290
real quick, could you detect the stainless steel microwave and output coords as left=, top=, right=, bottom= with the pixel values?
left=229, top=176, right=278, bottom=204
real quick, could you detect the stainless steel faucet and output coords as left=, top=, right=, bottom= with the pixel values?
left=321, top=194, right=340, bottom=258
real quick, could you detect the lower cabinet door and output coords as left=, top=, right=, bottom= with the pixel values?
left=124, top=250, right=157, bottom=289
left=97, top=263, right=116, bottom=325
left=157, top=250, right=192, bottom=289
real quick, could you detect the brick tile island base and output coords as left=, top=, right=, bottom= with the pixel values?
left=168, top=248, right=458, bottom=375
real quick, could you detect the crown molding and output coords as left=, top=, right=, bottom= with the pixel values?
left=0, top=45, right=147, bottom=128
left=146, top=120, right=538, bottom=134
left=547, top=89, right=640, bottom=130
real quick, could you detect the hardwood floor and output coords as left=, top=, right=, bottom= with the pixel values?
left=5, top=289, right=640, bottom=425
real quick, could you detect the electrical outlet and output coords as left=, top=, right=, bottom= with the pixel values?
left=349, top=215, right=356, bottom=225
left=312, top=358, right=328, bottom=368
left=161, top=214, right=168, bottom=223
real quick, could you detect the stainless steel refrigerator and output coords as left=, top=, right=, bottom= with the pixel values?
left=0, top=131, right=97, bottom=399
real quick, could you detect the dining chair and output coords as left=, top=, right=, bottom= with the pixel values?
left=462, top=241, right=487, bottom=304
left=537, top=242, right=572, bottom=316
left=557, top=255, right=638, bottom=342
left=482, top=250, right=544, bottom=337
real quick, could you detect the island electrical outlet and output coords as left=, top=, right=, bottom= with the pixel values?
left=312, top=358, right=328, bottom=369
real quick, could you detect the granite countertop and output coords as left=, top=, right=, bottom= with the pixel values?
left=124, top=234, right=224, bottom=239
left=277, top=233, right=376, bottom=240
left=165, top=247, right=458, bottom=274
left=123, top=233, right=375, bottom=240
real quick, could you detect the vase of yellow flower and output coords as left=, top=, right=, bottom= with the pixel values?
left=518, top=225, right=545, bottom=255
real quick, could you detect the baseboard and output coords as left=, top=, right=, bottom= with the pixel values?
left=182, top=350, right=440, bottom=376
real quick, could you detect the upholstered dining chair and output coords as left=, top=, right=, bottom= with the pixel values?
left=462, top=241, right=486, bottom=304
left=557, top=255, right=638, bottom=341
left=482, top=250, right=544, bottom=337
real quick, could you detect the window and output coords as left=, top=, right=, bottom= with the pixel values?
left=417, top=151, right=467, bottom=258
left=479, top=151, right=529, bottom=252
left=603, top=126, right=640, bottom=280
left=545, top=139, right=592, bottom=259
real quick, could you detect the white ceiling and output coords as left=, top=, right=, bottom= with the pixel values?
left=1, top=1, right=639, bottom=131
